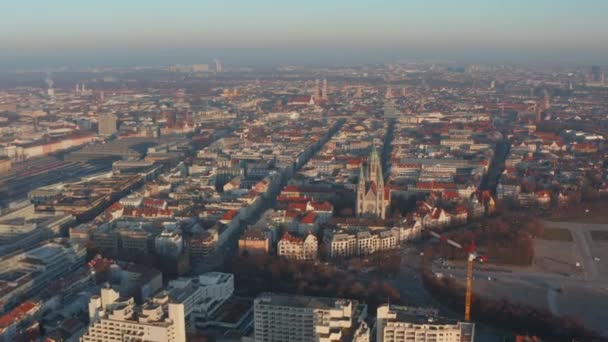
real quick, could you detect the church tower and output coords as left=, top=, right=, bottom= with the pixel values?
left=355, top=145, right=388, bottom=220
left=369, top=144, right=382, bottom=184
left=356, top=166, right=365, bottom=217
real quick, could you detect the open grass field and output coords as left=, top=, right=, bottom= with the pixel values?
left=590, top=230, right=608, bottom=242
left=553, top=214, right=608, bottom=224
left=541, top=227, right=574, bottom=241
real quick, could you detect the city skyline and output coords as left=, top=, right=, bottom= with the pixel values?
left=1, top=2, right=608, bottom=341
left=1, top=0, right=608, bottom=69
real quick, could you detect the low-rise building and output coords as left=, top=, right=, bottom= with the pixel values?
left=238, top=229, right=271, bottom=256
left=277, top=232, right=318, bottom=260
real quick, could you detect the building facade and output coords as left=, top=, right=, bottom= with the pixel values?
left=376, top=305, right=475, bottom=342
left=82, top=287, right=186, bottom=342
left=253, top=293, right=367, bottom=342
left=98, top=113, right=118, bottom=136
left=277, top=232, right=318, bottom=260
left=356, top=146, right=390, bottom=220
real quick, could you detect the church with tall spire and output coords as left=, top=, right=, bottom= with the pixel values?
left=356, top=145, right=390, bottom=219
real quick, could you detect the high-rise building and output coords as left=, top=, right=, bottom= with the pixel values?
left=253, top=293, right=368, bottom=342
left=98, top=113, right=118, bottom=136
left=356, top=145, right=390, bottom=219
left=376, top=305, right=475, bottom=342
left=214, top=59, right=223, bottom=73
left=82, top=286, right=186, bottom=342
left=313, top=79, right=322, bottom=100
left=322, top=79, right=329, bottom=100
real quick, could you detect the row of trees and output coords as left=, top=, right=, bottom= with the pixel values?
left=420, top=269, right=596, bottom=341
left=224, top=254, right=401, bottom=312
left=429, top=212, right=544, bottom=266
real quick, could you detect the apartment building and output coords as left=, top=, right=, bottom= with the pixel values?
left=327, top=228, right=400, bottom=258
left=277, top=232, right=318, bottom=260
left=253, top=293, right=368, bottom=342
left=376, top=305, right=475, bottom=342
left=82, top=287, right=186, bottom=342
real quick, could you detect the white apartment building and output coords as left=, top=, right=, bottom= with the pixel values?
left=166, top=272, right=234, bottom=323
left=328, top=233, right=357, bottom=258
left=119, top=194, right=144, bottom=208
left=82, top=287, right=186, bottom=342
left=376, top=305, right=475, bottom=342
left=328, top=228, right=401, bottom=258
left=277, top=232, right=318, bottom=260
left=253, top=293, right=368, bottom=342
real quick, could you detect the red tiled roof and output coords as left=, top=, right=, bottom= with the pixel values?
left=453, top=206, right=469, bottom=215
left=221, top=209, right=239, bottom=221
left=535, top=190, right=551, bottom=198
left=280, top=232, right=303, bottom=244
left=288, top=202, right=308, bottom=212
left=123, top=207, right=173, bottom=217
left=417, top=181, right=457, bottom=190
left=107, top=203, right=124, bottom=212
left=277, top=195, right=311, bottom=202
left=282, top=185, right=300, bottom=192
left=443, top=190, right=459, bottom=200
left=0, top=301, right=39, bottom=329
left=572, top=143, right=597, bottom=151
left=300, top=212, right=317, bottom=224
left=309, top=201, right=333, bottom=211
left=285, top=210, right=301, bottom=219
left=143, top=198, right=166, bottom=208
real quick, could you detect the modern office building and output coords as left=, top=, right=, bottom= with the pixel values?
left=98, top=113, right=118, bottom=136
left=376, top=305, right=475, bottom=342
left=253, top=293, right=368, bottom=342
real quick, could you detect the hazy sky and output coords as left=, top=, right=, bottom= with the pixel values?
left=1, top=0, right=607, bottom=66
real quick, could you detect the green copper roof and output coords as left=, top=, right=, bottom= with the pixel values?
left=370, top=144, right=379, bottom=161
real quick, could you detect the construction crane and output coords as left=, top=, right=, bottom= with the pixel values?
left=429, top=231, right=486, bottom=322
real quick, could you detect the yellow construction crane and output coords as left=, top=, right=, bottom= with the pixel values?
left=430, top=231, right=486, bottom=321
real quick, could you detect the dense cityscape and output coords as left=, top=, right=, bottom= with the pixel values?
left=0, top=60, right=606, bottom=342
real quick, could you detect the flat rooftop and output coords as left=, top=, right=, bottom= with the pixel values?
left=387, top=305, right=461, bottom=326
left=198, top=272, right=232, bottom=285
left=256, top=293, right=354, bottom=310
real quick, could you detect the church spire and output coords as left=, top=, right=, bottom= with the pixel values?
left=370, top=144, right=379, bottom=162
left=358, top=166, right=366, bottom=190
left=368, top=143, right=383, bottom=186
